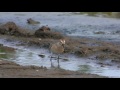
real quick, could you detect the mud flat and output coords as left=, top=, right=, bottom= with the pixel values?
left=0, top=21, right=119, bottom=78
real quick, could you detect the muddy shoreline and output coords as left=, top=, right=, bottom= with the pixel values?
left=0, top=21, right=120, bottom=78
left=0, top=36, right=108, bottom=78
left=0, top=60, right=106, bottom=78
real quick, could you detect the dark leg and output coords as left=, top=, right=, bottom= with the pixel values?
left=50, top=56, right=54, bottom=68
left=57, top=55, right=60, bottom=68
left=50, top=55, right=52, bottom=62
left=50, top=52, right=53, bottom=62
left=50, top=55, right=53, bottom=64
left=58, top=56, right=60, bottom=63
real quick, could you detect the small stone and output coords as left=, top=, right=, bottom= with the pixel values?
left=38, top=54, right=45, bottom=58
left=27, top=18, right=40, bottom=24
left=63, top=58, right=69, bottom=61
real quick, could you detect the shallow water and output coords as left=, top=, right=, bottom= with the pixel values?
left=0, top=12, right=120, bottom=78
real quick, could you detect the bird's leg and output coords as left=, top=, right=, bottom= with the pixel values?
left=50, top=52, right=53, bottom=61
left=50, top=52, right=53, bottom=65
left=57, top=55, right=60, bottom=68
left=50, top=60, right=54, bottom=68
left=50, top=55, right=54, bottom=68
left=50, top=55, right=52, bottom=61
left=58, top=55, right=60, bottom=63
left=50, top=55, right=53, bottom=63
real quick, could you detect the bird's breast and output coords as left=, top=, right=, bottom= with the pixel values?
left=50, top=44, right=64, bottom=54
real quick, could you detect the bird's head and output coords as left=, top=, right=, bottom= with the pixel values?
left=60, top=39, right=65, bottom=47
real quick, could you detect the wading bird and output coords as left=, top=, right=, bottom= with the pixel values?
left=50, top=39, right=65, bottom=67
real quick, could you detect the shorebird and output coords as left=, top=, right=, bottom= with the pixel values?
left=50, top=39, right=65, bottom=67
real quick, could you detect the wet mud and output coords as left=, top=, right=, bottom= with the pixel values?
left=0, top=21, right=119, bottom=78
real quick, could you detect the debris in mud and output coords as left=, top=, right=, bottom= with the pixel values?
left=97, top=62, right=112, bottom=67
left=27, top=18, right=40, bottom=24
left=99, top=46, right=119, bottom=53
left=62, top=58, right=69, bottom=61
left=34, top=26, right=64, bottom=39
left=38, top=54, right=45, bottom=58
left=96, top=54, right=107, bottom=60
left=111, top=59, right=120, bottom=63
left=94, top=31, right=105, bottom=34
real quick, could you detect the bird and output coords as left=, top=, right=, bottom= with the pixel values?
left=49, top=39, right=65, bottom=67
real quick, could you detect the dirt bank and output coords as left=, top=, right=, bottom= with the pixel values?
left=0, top=60, right=106, bottom=78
